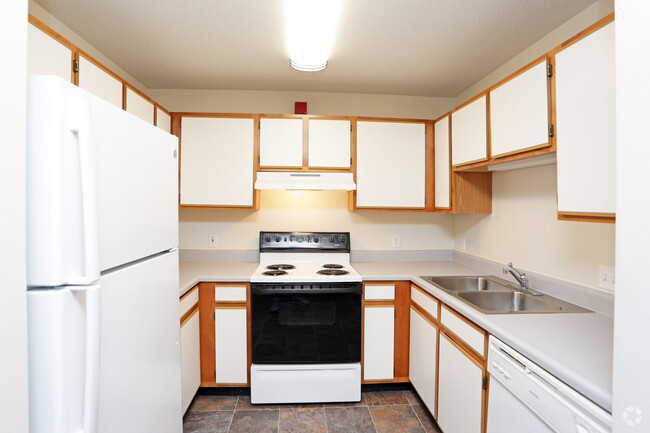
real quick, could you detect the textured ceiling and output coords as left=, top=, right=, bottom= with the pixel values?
left=34, top=0, right=596, bottom=96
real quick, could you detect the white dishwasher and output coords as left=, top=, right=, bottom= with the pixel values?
left=487, top=336, right=611, bottom=433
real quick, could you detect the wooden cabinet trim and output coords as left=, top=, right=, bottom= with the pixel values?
left=180, top=304, right=199, bottom=327
left=551, top=13, right=615, bottom=55
left=410, top=303, right=438, bottom=329
left=198, top=282, right=216, bottom=386
left=558, top=212, right=615, bottom=224
left=440, top=330, right=485, bottom=370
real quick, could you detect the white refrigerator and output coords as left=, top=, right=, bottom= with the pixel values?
left=26, top=76, right=182, bottom=433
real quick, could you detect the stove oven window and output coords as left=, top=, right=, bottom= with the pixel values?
left=251, top=286, right=362, bottom=364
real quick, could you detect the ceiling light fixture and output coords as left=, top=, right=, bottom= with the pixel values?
left=285, top=0, right=342, bottom=72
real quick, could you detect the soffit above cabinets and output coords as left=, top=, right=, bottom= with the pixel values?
left=32, top=0, right=596, bottom=96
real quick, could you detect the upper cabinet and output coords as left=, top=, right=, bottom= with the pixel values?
left=259, top=117, right=352, bottom=170
left=27, top=22, right=73, bottom=82
left=356, top=121, right=427, bottom=209
left=178, top=116, right=256, bottom=208
left=125, top=87, right=155, bottom=125
left=156, top=107, right=172, bottom=134
left=555, top=19, right=616, bottom=219
left=259, top=118, right=303, bottom=168
left=451, top=95, right=488, bottom=166
left=490, top=60, right=551, bottom=158
left=77, top=54, right=123, bottom=108
left=308, top=119, right=351, bottom=168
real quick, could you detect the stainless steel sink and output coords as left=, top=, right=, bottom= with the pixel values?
left=419, top=275, right=512, bottom=292
left=457, top=291, right=563, bottom=314
left=419, top=275, right=591, bottom=314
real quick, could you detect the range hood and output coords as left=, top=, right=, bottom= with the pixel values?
left=254, top=172, right=356, bottom=191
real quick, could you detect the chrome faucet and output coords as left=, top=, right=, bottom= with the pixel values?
left=503, top=262, right=539, bottom=295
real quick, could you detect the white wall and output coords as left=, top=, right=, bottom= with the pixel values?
left=454, top=164, right=615, bottom=290
left=180, top=190, right=455, bottom=251
left=613, top=1, right=650, bottom=431
left=151, top=88, right=455, bottom=119
left=1, top=0, right=29, bottom=431
left=456, top=0, right=615, bottom=105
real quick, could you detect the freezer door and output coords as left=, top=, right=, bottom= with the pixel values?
left=97, top=250, right=182, bottom=433
left=27, top=76, right=178, bottom=284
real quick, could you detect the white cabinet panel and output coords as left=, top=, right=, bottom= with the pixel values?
left=27, top=23, right=72, bottom=81
left=451, top=95, right=488, bottom=166
left=490, top=61, right=549, bottom=157
left=437, top=334, right=484, bottom=433
left=260, top=118, right=303, bottom=167
left=156, top=108, right=171, bottom=133
left=78, top=55, right=123, bottom=108
left=357, top=121, right=426, bottom=208
left=125, top=88, right=154, bottom=124
left=363, top=306, right=395, bottom=380
left=434, top=116, right=451, bottom=208
left=409, top=307, right=437, bottom=414
left=411, top=286, right=438, bottom=320
left=556, top=22, right=616, bottom=215
left=364, top=284, right=395, bottom=301
left=215, top=285, right=247, bottom=302
left=180, top=310, right=200, bottom=414
left=180, top=117, right=254, bottom=206
left=308, top=119, right=351, bottom=168
left=441, top=305, right=485, bottom=357
left=215, top=308, right=248, bottom=383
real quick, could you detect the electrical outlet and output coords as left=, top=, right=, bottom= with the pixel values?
left=208, top=234, right=217, bottom=248
left=459, top=237, right=466, bottom=251
left=392, top=235, right=401, bottom=248
left=598, top=265, right=615, bottom=291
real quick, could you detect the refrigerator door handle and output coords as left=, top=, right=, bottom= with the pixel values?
left=71, top=284, right=100, bottom=433
left=69, top=98, right=100, bottom=284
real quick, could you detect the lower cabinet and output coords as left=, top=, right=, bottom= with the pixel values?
left=437, top=332, right=485, bottom=433
left=409, top=306, right=438, bottom=415
left=215, top=307, right=248, bottom=383
left=180, top=286, right=201, bottom=414
left=363, top=305, right=395, bottom=380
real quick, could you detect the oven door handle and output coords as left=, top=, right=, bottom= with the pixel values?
left=251, top=287, right=362, bottom=295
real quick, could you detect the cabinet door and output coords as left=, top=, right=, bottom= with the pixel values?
left=78, top=55, right=123, bottom=108
left=363, top=306, right=395, bottom=380
left=27, top=23, right=72, bottom=81
left=215, top=308, right=248, bottom=384
left=357, top=121, right=426, bottom=208
left=434, top=116, right=451, bottom=208
left=125, top=87, right=154, bottom=124
left=180, top=117, right=254, bottom=206
left=308, top=119, right=351, bottom=168
left=555, top=22, right=616, bottom=215
left=409, top=307, right=437, bottom=414
left=156, top=108, right=171, bottom=133
left=490, top=61, right=550, bottom=157
left=259, top=118, right=303, bottom=167
left=451, top=95, right=488, bottom=166
left=180, top=310, right=201, bottom=414
left=437, top=333, right=484, bottom=433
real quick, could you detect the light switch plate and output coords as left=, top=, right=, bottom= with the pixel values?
left=392, top=235, right=401, bottom=248
left=209, top=234, right=217, bottom=248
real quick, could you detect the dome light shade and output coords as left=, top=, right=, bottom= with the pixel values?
left=285, top=0, right=342, bottom=72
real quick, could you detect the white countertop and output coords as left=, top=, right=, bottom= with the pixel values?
left=179, top=259, right=613, bottom=413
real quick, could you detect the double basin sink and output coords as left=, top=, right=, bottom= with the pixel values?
left=419, top=275, right=590, bottom=314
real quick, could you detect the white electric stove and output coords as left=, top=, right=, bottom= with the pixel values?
left=250, top=231, right=362, bottom=404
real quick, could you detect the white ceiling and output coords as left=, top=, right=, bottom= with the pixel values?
left=34, top=0, right=595, bottom=97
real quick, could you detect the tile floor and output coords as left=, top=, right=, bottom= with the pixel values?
left=183, top=389, right=442, bottom=433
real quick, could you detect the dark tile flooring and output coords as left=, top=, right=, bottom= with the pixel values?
left=183, top=390, right=442, bottom=433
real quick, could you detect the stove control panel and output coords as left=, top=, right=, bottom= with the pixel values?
left=259, top=231, right=350, bottom=252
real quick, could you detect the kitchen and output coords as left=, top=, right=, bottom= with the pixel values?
left=2, top=0, right=650, bottom=432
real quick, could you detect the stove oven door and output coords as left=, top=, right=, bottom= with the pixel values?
left=251, top=284, right=362, bottom=364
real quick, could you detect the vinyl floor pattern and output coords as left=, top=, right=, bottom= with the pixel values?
left=183, top=390, right=442, bottom=433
